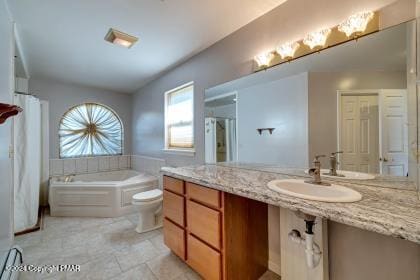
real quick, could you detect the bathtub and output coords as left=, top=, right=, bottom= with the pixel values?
left=49, top=170, right=158, bottom=217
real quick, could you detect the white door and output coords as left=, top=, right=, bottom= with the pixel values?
left=379, top=90, right=408, bottom=176
left=339, top=94, right=379, bottom=173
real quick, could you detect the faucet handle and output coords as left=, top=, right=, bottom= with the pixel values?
left=331, top=151, right=343, bottom=156
left=313, top=155, right=326, bottom=162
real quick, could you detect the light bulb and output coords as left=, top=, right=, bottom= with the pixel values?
left=276, top=41, right=300, bottom=59
left=338, top=11, right=374, bottom=37
left=303, top=28, right=331, bottom=49
left=254, top=52, right=274, bottom=67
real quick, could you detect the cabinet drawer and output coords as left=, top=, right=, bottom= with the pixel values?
left=163, top=190, right=185, bottom=227
left=163, top=219, right=185, bottom=260
left=187, top=234, right=221, bottom=280
left=187, top=182, right=221, bottom=208
left=163, top=176, right=184, bottom=195
left=187, top=200, right=221, bottom=250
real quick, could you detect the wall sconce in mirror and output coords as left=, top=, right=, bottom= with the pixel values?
left=338, top=11, right=374, bottom=37
left=0, top=103, right=23, bottom=125
left=257, top=128, right=275, bottom=135
left=303, top=28, right=331, bottom=49
left=255, top=52, right=275, bottom=68
left=276, top=41, right=300, bottom=59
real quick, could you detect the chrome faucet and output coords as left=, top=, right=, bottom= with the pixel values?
left=305, top=155, right=330, bottom=186
left=325, top=151, right=344, bottom=177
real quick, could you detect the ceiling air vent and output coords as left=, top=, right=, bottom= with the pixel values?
left=104, top=28, right=138, bottom=48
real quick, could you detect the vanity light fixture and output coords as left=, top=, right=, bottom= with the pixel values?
left=254, top=52, right=275, bottom=67
left=276, top=41, right=300, bottom=59
left=338, top=11, right=374, bottom=37
left=104, top=28, right=138, bottom=48
left=303, top=28, right=331, bottom=49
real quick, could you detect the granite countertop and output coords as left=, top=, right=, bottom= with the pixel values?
left=161, top=164, right=420, bottom=244
left=217, top=162, right=417, bottom=191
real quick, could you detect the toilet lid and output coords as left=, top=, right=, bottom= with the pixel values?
left=132, top=189, right=163, bottom=202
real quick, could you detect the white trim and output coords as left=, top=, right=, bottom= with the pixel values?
left=13, top=25, right=29, bottom=79
left=204, top=91, right=237, bottom=102
left=268, top=260, right=281, bottom=276
left=164, top=81, right=195, bottom=151
left=162, top=149, right=195, bottom=157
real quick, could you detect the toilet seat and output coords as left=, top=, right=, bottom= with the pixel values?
left=132, top=189, right=163, bottom=203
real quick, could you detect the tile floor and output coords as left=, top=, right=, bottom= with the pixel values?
left=15, top=211, right=281, bottom=280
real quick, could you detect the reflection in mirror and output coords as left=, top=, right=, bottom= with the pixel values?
left=205, top=92, right=237, bottom=163
left=204, top=20, right=417, bottom=186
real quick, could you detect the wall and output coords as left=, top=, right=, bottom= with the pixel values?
left=131, top=0, right=419, bottom=278
left=132, top=0, right=412, bottom=167
left=308, top=70, right=406, bottom=166
left=0, top=0, right=14, bottom=252
left=29, top=78, right=133, bottom=159
left=237, top=73, right=309, bottom=166
left=205, top=103, right=236, bottom=119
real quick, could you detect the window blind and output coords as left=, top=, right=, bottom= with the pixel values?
left=166, top=84, right=194, bottom=149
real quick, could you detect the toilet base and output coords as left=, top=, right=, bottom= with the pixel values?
left=135, top=223, right=163, bottom=234
left=135, top=212, right=163, bottom=234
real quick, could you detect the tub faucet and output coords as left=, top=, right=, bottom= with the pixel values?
left=305, top=155, right=330, bottom=186
left=325, top=151, right=344, bottom=177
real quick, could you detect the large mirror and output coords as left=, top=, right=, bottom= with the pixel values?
left=205, top=20, right=418, bottom=188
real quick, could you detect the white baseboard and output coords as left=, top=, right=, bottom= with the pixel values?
left=269, top=260, right=281, bottom=276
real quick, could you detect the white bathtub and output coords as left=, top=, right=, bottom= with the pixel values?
left=49, top=170, right=158, bottom=217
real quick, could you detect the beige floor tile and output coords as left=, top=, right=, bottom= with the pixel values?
left=110, top=263, right=157, bottom=280
left=15, top=232, right=42, bottom=249
left=61, top=245, right=90, bottom=265
left=146, top=252, right=189, bottom=280
left=149, top=233, right=170, bottom=254
left=16, top=213, right=278, bottom=280
left=85, top=254, right=122, bottom=280
left=114, top=240, right=159, bottom=272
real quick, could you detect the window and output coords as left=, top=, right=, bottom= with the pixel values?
left=59, top=103, right=123, bottom=158
left=164, top=82, right=194, bottom=152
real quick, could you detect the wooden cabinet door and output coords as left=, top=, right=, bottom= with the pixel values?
left=187, top=200, right=221, bottom=250
left=163, top=176, right=184, bottom=195
left=187, top=234, right=222, bottom=280
left=163, top=190, right=185, bottom=227
left=163, top=219, right=186, bottom=260
left=187, top=182, right=221, bottom=208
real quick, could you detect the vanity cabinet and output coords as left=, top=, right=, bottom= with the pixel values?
left=163, top=176, right=268, bottom=280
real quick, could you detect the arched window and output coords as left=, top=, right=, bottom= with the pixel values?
left=59, top=103, right=123, bottom=158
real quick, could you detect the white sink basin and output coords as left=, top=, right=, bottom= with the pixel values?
left=267, top=179, right=362, bottom=202
left=305, top=169, right=376, bottom=180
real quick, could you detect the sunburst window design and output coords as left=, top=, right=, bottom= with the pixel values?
left=59, top=103, right=123, bottom=158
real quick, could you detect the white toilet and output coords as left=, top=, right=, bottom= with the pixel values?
left=132, top=189, right=163, bottom=233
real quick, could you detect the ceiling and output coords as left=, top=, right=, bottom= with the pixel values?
left=206, top=22, right=407, bottom=98
left=8, top=0, right=288, bottom=93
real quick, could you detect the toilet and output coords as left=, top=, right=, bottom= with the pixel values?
left=132, top=189, right=163, bottom=233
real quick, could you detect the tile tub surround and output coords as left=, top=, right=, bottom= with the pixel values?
left=161, top=165, right=420, bottom=244
left=16, top=210, right=279, bottom=280
left=131, top=155, right=166, bottom=177
left=50, top=155, right=132, bottom=176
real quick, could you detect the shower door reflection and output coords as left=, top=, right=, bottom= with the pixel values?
left=205, top=92, right=237, bottom=163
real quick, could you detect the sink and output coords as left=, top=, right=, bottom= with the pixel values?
left=305, top=169, right=376, bottom=180
left=267, top=179, right=362, bottom=202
